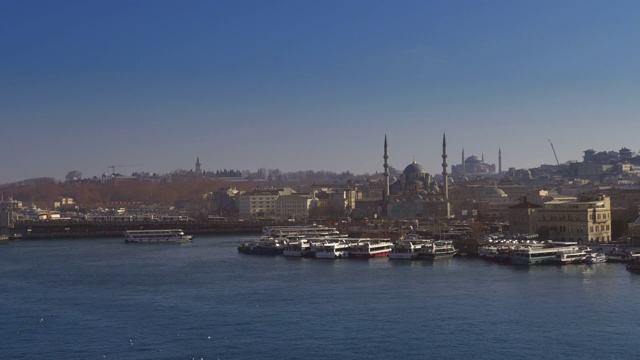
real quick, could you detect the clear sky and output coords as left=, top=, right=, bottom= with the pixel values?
left=2, top=0, right=640, bottom=184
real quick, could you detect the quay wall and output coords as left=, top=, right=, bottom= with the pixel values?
left=11, top=219, right=287, bottom=239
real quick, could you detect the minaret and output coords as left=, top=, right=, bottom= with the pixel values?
left=498, top=148, right=502, bottom=174
left=383, top=135, right=390, bottom=208
left=442, top=134, right=450, bottom=218
left=462, top=148, right=465, bottom=175
left=195, top=157, right=202, bottom=174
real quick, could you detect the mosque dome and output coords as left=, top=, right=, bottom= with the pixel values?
left=403, top=161, right=425, bottom=176
left=466, top=155, right=482, bottom=164
left=485, top=187, right=508, bottom=197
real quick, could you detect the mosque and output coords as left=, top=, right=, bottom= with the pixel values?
left=451, top=149, right=501, bottom=176
left=381, top=135, right=450, bottom=220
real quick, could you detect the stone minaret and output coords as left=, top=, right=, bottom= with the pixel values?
left=442, top=134, right=450, bottom=218
left=383, top=135, right=390, bottom=204
left=498, top=148, right=502, bottom=174
left=462, top=148, right=465, bottom=175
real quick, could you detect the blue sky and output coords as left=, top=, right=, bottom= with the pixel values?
left=2, top=0, right=640, bottom=183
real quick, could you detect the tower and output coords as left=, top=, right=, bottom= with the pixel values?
left=462, top=148, right=465, bottom=174
left=195, top=157, right=202, bottom=174
left=498, top=148, right=502, bottom=174
left=442, top=134, right=450, bottom=218
left=383, top=135, right=390, bottom=205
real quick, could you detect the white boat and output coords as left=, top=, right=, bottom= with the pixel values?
left=124, top=229, right=193, bottom=244
left=478, top=244, right=513, bottom=262
left=282, top=239, right=312, bottom=257
left=389, top=240, right=431, bottom=260
left=262, top=225, right=339, bottom=238
left=585, top=252, right=607, bottom=264
left=349, top=239, right=394, bottom=258
left=510, top=245, right=577, bottom=265
left=314, top=241, right=351, bottom=259
left=418, top=240, right=457, bottom=259
left=551, top=247, right=591, bottom=265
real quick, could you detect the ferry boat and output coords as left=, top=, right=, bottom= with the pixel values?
left=314, top=241, right=351, bottom=259
left=510, top=245, right=577, bottom=265
left=585, top=252, right=607, bottom=264
left=389, top=240, right=431, bottom=260
left=626, top=254, right=640, bottom=272
left=238, top=237, right=285, bottom=255
left=418, top=240, right=457, bottom=260
left=478, top=245, right=499, bottom=259
left=551, top=247, right=591, bottom=265
left=478, top=244, right=514, bottom=262
left=124, top=229, right=193, bottom=244
left=262, top=225, right=339, bottom=238
left=349, top=240, right=393, bottom=258
left=282, top=238, right=312, bottom=257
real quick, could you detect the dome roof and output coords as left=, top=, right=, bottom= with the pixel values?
left=403, top=161, right=425, bottom=176
left=485, top=187, right=507, bottom=197
left=466, top=155, right=482, bottom=164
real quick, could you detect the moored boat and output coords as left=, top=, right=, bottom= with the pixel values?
left=551, top=247, right=591, bottom=265
left=389, top=239, right=431, bottom=260
left=282, top=238, right=311, bottom=257
left=585, top=252, right=607, bottom=264
left=510, top=245, right=577, bottom=265
left=238, top=237, right=285, bottom=255
left=626, top=254, right=640, bottom=272
left=418, top=240, right=457, bottom=260
left=349, top=239, right=393, bottom=258
left=262, top=225, right=340, bottom=238
left=124, top=229, right=193, bottom=244
left=314, top=241, right=351, bottom=259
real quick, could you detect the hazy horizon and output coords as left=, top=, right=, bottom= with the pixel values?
left=3, top=1, right=640, bottom=184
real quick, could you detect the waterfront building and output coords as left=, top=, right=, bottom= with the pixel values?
left=237, top=188, right=293, bottom=218
left=312, top=185, right=361, bottom=212
left=236, top=187, right=313, bottom=220
left=509, top=192, right=612, bottom=243
left=274, top=195, right=312, bottom=221
left=509, top=200, right=542, bottom=234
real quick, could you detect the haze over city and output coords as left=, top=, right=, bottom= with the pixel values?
left=2, top=0, right=640, bottom=184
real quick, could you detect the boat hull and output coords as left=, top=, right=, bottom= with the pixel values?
left=418, top=251, right=457, bottom=260
left=315, top=251, right=348, bottom=259
left=388, top=252, right=418, bottom=260
left=349, top=250, right=391, bottom=258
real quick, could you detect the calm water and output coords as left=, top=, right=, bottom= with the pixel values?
left=2, top=235, right=640, bottom=359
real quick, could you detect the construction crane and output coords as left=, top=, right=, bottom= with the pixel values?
left=108, top=164, right=139, bottom=176
left=548, top=139, right=560, bottom=166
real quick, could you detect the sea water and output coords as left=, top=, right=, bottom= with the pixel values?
left=2, top=235, right=640, bottom=359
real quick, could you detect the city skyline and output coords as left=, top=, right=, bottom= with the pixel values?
left=2, top=1, right=640, bottom=184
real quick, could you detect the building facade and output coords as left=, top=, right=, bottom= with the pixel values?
left=509, top=193, right=612, bottom=243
